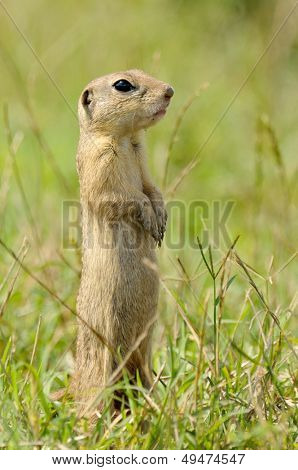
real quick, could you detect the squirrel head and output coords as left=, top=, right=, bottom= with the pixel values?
left=78, top=69, right=174, bottom=136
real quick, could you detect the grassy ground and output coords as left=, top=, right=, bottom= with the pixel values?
left=0, top=0, right=297, bottom=449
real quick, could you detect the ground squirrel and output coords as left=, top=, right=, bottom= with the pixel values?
left=74, top=69, right=174, bottom=415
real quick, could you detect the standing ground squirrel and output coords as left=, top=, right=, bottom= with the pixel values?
left=74, top=69, right=174, bottom=415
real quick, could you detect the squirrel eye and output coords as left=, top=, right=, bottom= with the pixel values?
left=113, top=79, right=135, bottom=92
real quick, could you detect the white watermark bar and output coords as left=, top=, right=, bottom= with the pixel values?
left=0, top=450, right=296, bottom=469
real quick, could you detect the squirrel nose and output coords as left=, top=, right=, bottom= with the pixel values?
left=165, top=86, right=174, bottom=99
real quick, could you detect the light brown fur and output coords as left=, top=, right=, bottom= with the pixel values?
left=73, top=69, right=174, bottom=415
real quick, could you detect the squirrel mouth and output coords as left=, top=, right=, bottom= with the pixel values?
left=152, top=108, right=167, bottom=119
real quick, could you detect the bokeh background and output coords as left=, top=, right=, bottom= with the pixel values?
left=0, top=0, right=297, bottom=449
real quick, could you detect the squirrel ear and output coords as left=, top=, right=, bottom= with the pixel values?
left=81, top=88, right=93, bottom=107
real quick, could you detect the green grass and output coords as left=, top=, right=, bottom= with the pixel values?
left=0, top=0, right=297, bottom=449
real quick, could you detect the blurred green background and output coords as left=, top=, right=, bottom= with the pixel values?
left=0, top=0, right=297, bottom=449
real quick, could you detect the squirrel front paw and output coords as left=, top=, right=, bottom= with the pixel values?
left=151, top=199, right=167, bottom=247
left=135, top=198, right=161, bottom=244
